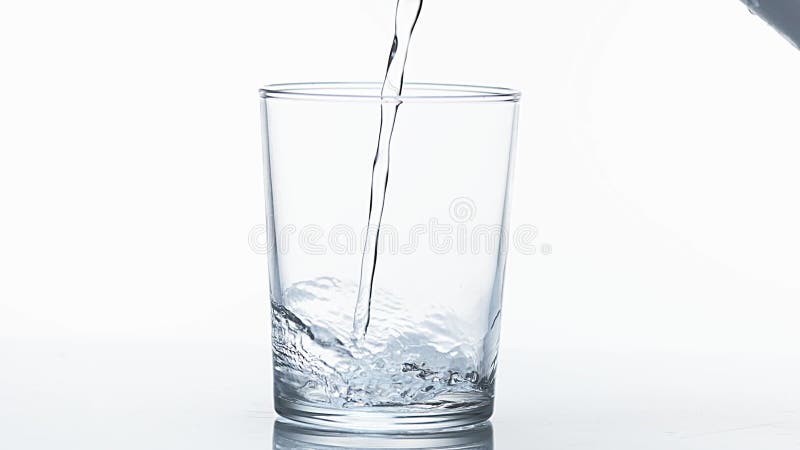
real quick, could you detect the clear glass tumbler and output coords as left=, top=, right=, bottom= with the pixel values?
left=259, top=82, right=521, bottom=431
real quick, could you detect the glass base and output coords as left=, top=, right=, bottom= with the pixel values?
left=273, top=418, right=494, bottom=449
left=274, top=397, right=494, bottom=433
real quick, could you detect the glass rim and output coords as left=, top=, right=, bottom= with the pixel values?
left=260, top=82, right=521, bottom=103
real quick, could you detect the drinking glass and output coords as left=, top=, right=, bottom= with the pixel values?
left=259, top=82, right=520, bottom=431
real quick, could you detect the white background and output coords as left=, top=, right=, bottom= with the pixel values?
left=2, top=0, right=800, bottom=448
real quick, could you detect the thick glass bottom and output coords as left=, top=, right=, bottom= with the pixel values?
left=274, top=397, right=494, bottom=433
left=273, top=418, right=494, bottom=449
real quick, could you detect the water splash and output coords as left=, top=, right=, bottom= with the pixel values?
left=273, top=278, right=493, bottom=409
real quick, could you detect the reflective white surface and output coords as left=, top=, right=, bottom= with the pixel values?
left=2, top=0, right=800, bottom=448
left=2, top=340, right=798, bottom=449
